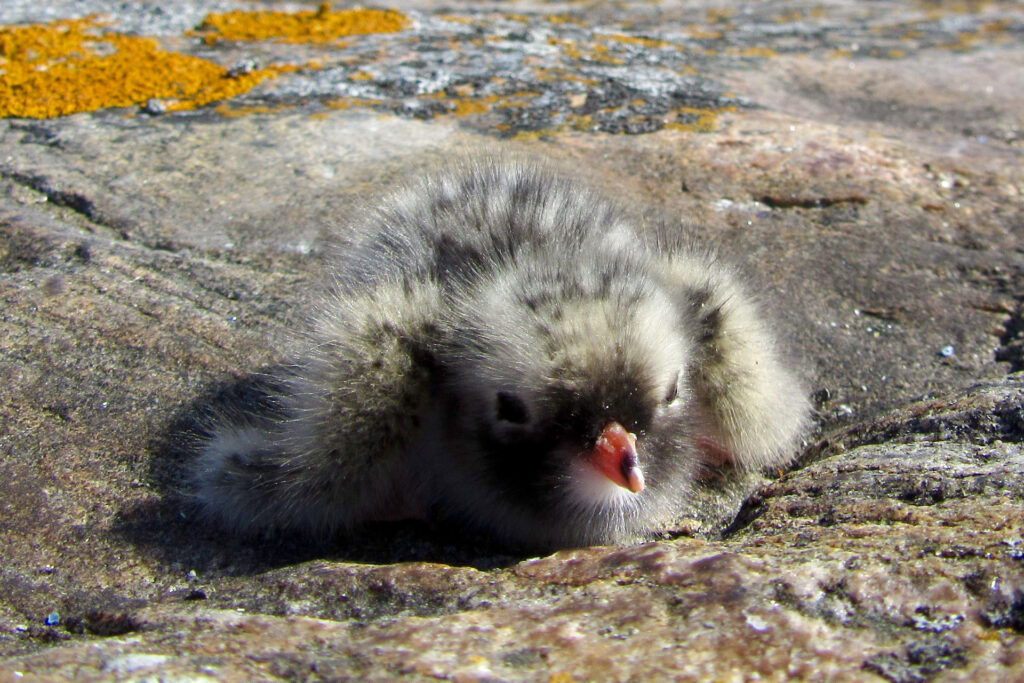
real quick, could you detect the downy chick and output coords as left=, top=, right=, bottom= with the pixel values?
left=191, top=160, right=810, bottom=550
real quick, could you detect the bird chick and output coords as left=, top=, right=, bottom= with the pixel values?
left=191, top=160, right=810, bottom=550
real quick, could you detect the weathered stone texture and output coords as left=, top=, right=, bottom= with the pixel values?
left=1, top=0, right=1022, bottom=679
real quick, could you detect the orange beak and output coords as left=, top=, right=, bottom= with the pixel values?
left=589, top=422, right=645, bottom=493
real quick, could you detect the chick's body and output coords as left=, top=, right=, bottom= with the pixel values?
left=193, top=161, right=809, bottom=549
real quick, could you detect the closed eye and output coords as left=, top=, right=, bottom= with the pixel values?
left=664, top=372, right=680, bottom=404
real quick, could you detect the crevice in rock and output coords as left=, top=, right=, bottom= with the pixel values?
left=0, top=170, right=133, bottom=235
left=981, top=590, right=1024, bottom=633
left=863, top=637, right=968, bottom=683
left=758, top=193, right=868, bottom=209
left=995, top=296, right=1024, bottom=373
left=717, top=492, right=768, bottom=538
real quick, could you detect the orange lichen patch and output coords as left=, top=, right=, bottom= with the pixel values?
left=685, top=25, right=724, bottom=40
left=588, top=44, right=623, bottom=65
left=324, top=97, right=376, bottom=110
left=0, top=16, right=297, bottom=119
left=663, top=106, right=734, bottom=133
left=348, top=70, right=374, bottom=80
left=451, top=98, right=488, bottom=116
left=510, top=129, right=546, bottom=141
left=533, top=67, right=559, bottom=82
left=547, top=37, right=623, bottom=65
left=936, top=24, right=1009, bottom=52
left=598, top=33, right=674, bottom=49
left=729, top=46, right=778, bottom=58
left=438, top=14, right=474, bottom=25
left=496, top=92, right=540, bottom=109
left=980, top=19, right=1013, bottom=35
left=197, top=4, right=408, bottom=44
left=917, top=0, right=993, bottom=17
left=706, top=8, right=736, bottom=23
left=510, top=104, right=732, bottom=141
left=548, top=37, right=583, bottom=60
left=566, top=114, right=594, bottom=131
left=773, top=9, right=806, bottom=23
left=547, top=15, right=584, bottom=26
left=547, top=673, right=576, bottom=683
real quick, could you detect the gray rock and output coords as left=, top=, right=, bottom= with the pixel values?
left=1, top=0, right=1022, bottom=678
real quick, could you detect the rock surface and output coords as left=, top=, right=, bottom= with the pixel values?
left=1, top=0, right=1023, bottom=680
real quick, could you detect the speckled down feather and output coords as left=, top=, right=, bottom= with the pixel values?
left=191, top=159, right=810, bottom=549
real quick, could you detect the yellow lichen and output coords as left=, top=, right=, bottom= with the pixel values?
left=663, top=106, right=733, bottom=133
left=685, top=25, right=724, bottom=40
left=706, top=8, right=736, bottom=23
left=510, top=129, right=546, bottom=141
left=548, top=37, right=582, bottom=60
left=918, top=0, right=993, bottom=18
left=773, top=9, right=806, bottom=23
left=0, top=16, right=298, bottom=119
left=451, top=98, right=488, bottom=116
left=598, top=33, right=674, bottom=49
left=507, top=103, right=733, bottom=141
left=547, top=37, right=623, bottom=65
left=324, top=97, right=375, bottom=110
left=438, top=14, right=474, bottom=25
left=731, top=46, right=778, bottom=58
left=566, top=113, right=594, bottom=131
left=934, top=19, right=1009, bottom=52
left=547, top=15, right=584, bottom=26
left=196, top=4, right=408, bottom=43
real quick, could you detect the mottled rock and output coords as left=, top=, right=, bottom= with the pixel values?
left=4, top=379, right=1024, bottom=679
left=1, top=0, right=1022, bottom=679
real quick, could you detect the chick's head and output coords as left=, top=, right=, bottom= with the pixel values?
left=432, top=258, right=700, bottom=546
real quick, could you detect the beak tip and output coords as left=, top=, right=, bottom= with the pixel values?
left=590, top=422, right=645, bottom=494
left=626, top=467, right=645, bottom=493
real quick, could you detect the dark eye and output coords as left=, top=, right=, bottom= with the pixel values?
left=496, top=391, right=530, bottom=425
left=664, top=373, right=680, bottom=404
